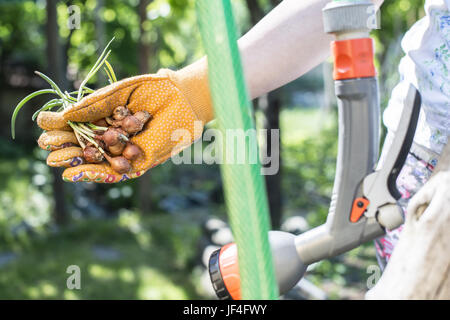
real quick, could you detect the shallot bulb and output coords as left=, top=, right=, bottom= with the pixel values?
left=108, top=141, right=126, bottom=156
left=97, top=128, right=128, bottom=146
left=122, top=143, right=143, bottom=161
left=134, top=110, right=152, bottom=124
left=121, top=115, right=143, bottom=135
left=105, top=117, right=121, bottom=127
left=113, top=106, right=130, bottom=121
left=104, top=154, right=131, bottom=174
left=83, top=146, right=104, bottom=163
left=92, top=118, right=108, bottom=127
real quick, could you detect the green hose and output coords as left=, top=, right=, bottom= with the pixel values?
left=196, top=0, right=278, bottom=300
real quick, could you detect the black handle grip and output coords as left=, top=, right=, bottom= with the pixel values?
left=387, top=88, right=422, bottom=200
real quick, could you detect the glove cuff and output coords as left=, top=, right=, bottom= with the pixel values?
left=158, top=57, right=214, bottom=124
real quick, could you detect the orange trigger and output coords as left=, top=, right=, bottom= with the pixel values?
left=350, top=197, right=370, bottom=223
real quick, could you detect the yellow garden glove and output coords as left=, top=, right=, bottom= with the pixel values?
left=36, top=58, right=213, bottom=183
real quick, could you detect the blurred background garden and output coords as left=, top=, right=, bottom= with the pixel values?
left=0, top=0, right=425, bottom=299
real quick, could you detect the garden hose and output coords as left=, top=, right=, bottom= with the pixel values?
left=205, top=0, right=412, bottom=300
left=196, top=0, right=279, bottom=300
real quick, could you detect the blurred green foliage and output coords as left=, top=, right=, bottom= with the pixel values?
left=0, top=0, right=251, bottom=83
left=373, top=0, right=426, bottom=106
left=280, top=109, right=379, bottom=299
left=0, top=0, right=428, bottom=300
left=280, top=109, right=337, bottom=227
left=0, top=1, right=46, bottom=69
left=0, top=154, right=52, bottom=250
left=0, top=211, right=202, bottom=299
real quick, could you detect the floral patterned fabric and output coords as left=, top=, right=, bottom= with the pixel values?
left=383, top=0, right=450, bottom=155
left=374, top=133, right=440, bottom=270
left=377, top=0, right=450, bottom=269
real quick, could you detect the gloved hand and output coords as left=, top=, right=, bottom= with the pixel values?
left=37, top=59, right=213, bottom=183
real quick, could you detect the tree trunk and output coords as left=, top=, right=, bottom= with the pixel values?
left=138, top=0, right=153, bottom=214
left=245, top=0, right=283, bottom=229
left=261, top=91, right=282, bottom=229
left=366, top=143, right=450, bottom=299
left=46, top=0, right=68, bottom=225
left=138, top=0, right=151, bottom=74
left=95, top=0, right=106, bottom=86
left=245, top=0, right=265, bottom=26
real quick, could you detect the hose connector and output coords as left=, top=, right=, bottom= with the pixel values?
left=323, top=0, right=378, bottom=80
left=323, top=0, right=379, bottom=37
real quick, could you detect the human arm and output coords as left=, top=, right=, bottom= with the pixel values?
left=239, top=0, right=384, bottom=98
left=36, top=0, right=384, bottom=182
left=239, top=0, right=333, bottom=99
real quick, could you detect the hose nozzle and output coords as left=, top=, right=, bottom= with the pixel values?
left=208, top=231, right=307, bottom=300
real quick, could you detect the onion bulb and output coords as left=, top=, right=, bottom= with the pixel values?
left=97, top=128, right=128, bottom=146
left=122, top=143, right=142, bottom=161
left=93, top=118, right=108, bottom=127
left=134, top=110, right=151, bottom=124
left=121, top=115, right=143, bottom=135
left=104, top=154, right=131, bottom=174
left=113, top=106, right=129, bottom=121
left=108, top=141, right=126, bottom=156
left=83, top=146, right=104, bottom=163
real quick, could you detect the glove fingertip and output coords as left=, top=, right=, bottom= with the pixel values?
left=63, top=167, right=148, bottom=183
left=37, top=111, right=70, bottom=131
left=62, top=164, right=127, bottom=183
left=62, top=165, right=104, bottom=183
left=47, top=147, right=84, bottom=168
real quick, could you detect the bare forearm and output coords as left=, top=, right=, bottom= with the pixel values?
left=239, top=0, right=332, bottom=99
left=239, top=0, right=384, bottom=99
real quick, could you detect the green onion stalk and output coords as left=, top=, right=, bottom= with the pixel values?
left=11, top=37, right=117, bottom=153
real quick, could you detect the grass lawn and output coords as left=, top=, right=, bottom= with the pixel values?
left=0, top=107, right=377, bottom=300
left=0, top=211, right=203, bottom=299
